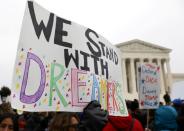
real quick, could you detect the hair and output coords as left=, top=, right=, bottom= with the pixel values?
left=0, top=103, right=15, bottom=115
left=163, top=93, right=171, bottom=105
left=125, top=100, right=132, bottom=110
left=0, top=86, right=11, bottom=97
left=131, top=99, right=139, bottom=111
left=49, top=112, right=79, bottom=131
left=0, top=113, right=19, bottom=131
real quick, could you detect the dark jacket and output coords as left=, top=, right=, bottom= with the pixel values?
left=78, top=101, right=108, bottom=131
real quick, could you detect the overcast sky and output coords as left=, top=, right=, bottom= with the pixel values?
left=0, top=0, right=184, bottom=93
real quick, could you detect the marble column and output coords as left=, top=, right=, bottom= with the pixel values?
left=122, top=58, right=128, bottom=93
left=161, top=60, right=167, bottom=93
left=148, top=58, right=152, bottom=63
left=157, top=58, right=165, bottom=94
left=137, top=58, right=144, bottom=92
left=130, top=58, right=136, bottom=94
left=166, top=59, right=172, bottom=93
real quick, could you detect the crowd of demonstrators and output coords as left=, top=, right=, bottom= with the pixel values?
left=122, top=94, right=184, bottom=131
left=1, top=86, right=184, bottom=131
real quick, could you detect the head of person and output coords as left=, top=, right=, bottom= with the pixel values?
left=172, top=98, right=182, bottom=108
left=159, top=102, right=164, bottom=106
left=131, top=99, right=139, bottom=111
left=163, top=91, right=171, bottom=105
left=0, top=113, right=18, bottom=131
left=125, top=100, right=132, bottom=113
left=0, top=86, right=11, bottom=103
left=155, top=105, right=178, bottom=130
left=49, top=112, right=79, bottom=131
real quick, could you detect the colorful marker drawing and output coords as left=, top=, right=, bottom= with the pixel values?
left=11, top=1, right=128, bottom=116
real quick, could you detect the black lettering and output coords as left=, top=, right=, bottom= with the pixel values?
left=85, top=28, right=101, bottom=57
left=100, top=59, right=109, bottom=79
left=99, top=42, right=105, bottom=56
left=80, top=51, right=90, bottom=71
left=106, top=47, right=110, bottom=59
left=28, top=1, right=54, bottom=42
left=54, top=17, right=72, bottom=48
left=114, top=51, right=118, bottom=65
left=109, top=48, right=114, bottom=61
left=64, top=49, right=79, bottom=68
left=90, top=55, right=99, bottom=75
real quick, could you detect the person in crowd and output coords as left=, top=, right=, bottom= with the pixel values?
left=25, top=112, right=52, bottom=131
left=130, top=99, right=146, bottom=128
left=159, top=102, right=164, bottom=106
left=163, top=91, right=171, bottom=105
left=37, top=112, right=52, bottom=131
left=103, top=114, right=144, bottom=131
left=146, top=109, right=156, bottom=131
left=22, top=112, right=36, bottom=131
left=0, top=103, right=15, bottom=115
left=79, top=100, right=144, bottom=131
left=154, top=105, right=178, bottom=131
left=78, top=100, right=108, bottom=131
left=49, top=112, right=79, bottom=131
left=17, top=111, right=30, bottom=131
left=177, top=102, right=184, bottom=131
left=48, top=101, right=108, bottom=131
left=172, top=99, right=184, bottom=131
left=0, top=113, right=19, bottom=131
left=0, top=86, right=11, bottom=103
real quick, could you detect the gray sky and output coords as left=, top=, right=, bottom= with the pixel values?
left=0, top=0, right=184, bottom=93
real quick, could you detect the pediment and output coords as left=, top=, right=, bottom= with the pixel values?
left=116, top=39, right=171, bottom=53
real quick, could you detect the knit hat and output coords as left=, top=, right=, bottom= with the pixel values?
left=155, top=105, right=178, bottom=130
left=172, top=98, right=182, bottom=106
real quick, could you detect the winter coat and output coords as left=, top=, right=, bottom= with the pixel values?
left=78, top=101, right=108, bottom=131
left=103, top=114, right=144, bottom=131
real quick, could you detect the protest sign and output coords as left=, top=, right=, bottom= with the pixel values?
left=11, top=1, right=128, bottom=116
left=138, top=63, right=160, bottom=109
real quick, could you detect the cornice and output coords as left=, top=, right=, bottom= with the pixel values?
left=116, top=39, right=172, bottom=53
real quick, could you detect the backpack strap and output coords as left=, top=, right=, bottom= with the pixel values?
left=129, top=118, right=135, bottom=131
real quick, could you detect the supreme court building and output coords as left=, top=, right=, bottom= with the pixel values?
left=116, top=39, right=173, bottom=101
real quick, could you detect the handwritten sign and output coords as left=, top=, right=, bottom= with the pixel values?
left=138, top=63, right=160, bottom=109
left=11, top=1, right=128, bottom=116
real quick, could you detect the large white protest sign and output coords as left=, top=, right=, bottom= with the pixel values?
left=138, top=63, right=160, bottom=109
left=11, top=1, right=128, bottom=116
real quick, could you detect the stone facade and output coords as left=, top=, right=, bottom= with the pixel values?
left=116, top=39, right=173, bottom=101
